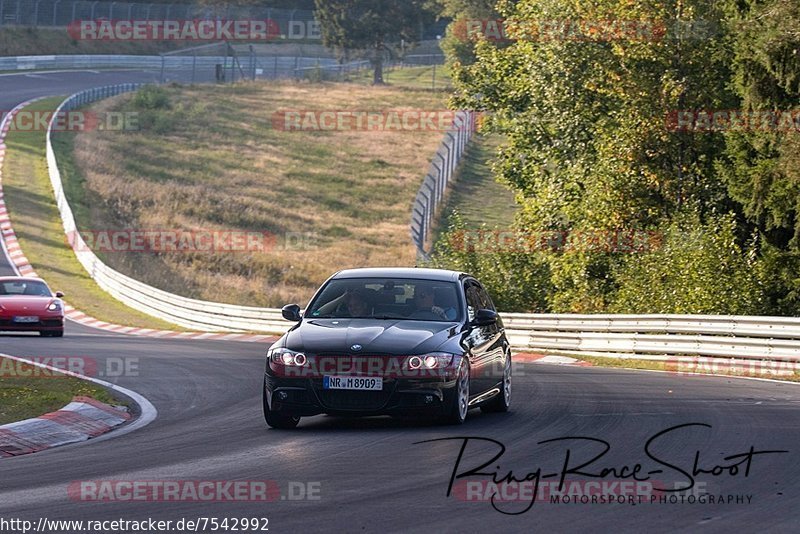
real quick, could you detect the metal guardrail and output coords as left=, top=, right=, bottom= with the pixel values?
left=41, top=85, right=800, bottom=365
left=410, top=110, right=477, bottom=259
left=0, top=54, right=343, bottom=81
left=501, top=313, right=800, bottom=361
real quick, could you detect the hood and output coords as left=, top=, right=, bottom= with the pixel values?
left=0, top=296, right=58, bottom=313
left=284, top=319, right=460, bottom=355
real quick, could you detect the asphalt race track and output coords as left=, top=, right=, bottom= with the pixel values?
left=1, top=71, right=799, bottom=533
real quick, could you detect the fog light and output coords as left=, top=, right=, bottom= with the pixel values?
left=278, top=391, right=288, bottom=400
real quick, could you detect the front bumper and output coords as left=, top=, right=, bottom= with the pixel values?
left=0, top=315, right=63, bottom=332
left=264, top=372, right=459, bottom=417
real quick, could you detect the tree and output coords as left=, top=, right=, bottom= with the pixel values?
left=432, top=0, right=503, bottom=66
left=314, top=0, right=435, bottom=84
left=448, top=0, right=743, bottom=311
left=719, top=0, right=800, bottom=249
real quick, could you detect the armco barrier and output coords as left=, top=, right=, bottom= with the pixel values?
left=0, top=54, right=344, bottom=82
left=40, top=85, right=800, bottom=364
left=502, top=313, right=800, bottom=362
left=46, top=84, right=288, bottom=333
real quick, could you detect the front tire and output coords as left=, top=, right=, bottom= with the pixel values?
left=262, top=379, right=300, bottom=429
left=441, top=360, right=469, bottom=425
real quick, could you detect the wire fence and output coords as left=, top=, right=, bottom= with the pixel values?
left=411, top=111, right=479, bottom=259
left=291, top=54, right=445, bottom=83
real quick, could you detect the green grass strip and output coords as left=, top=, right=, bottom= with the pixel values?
left=2, top=98, right=183, bottom=331
left=0, top=356, right=118, bottom=425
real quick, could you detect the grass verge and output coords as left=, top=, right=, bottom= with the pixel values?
left=574, top=355, right=800, bottom=383
left=348, top=65, right=453, bottom=90
left=0, top=356, right=117, bottom=425
left=436, top=132, right=516, bottom=228
left=0, top=26, right=193, bottom=56
left=432, top=132, right=517, bottom=246
left=2, top=98, right=184, bottom=330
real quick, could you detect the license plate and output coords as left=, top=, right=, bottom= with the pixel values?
left=13, top=316, right=39, bottom=323
left=323, top=376, right=383, bottom=391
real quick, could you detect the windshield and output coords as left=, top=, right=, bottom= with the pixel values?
left=307, top=278, right=462, bottom=322
left=0, top=280, right=52, bottom=297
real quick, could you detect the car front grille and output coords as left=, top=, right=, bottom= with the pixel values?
left=314, top=385, right=394, bottom=411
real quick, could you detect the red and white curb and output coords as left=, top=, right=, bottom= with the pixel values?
left=0, top=100, right=278, bottom=344
left=64, top=307, right=279, bottom=343
left=0, top=100, right=42, bottom=279
left=0, top=353, right=158, bottom=457
left=0, top=396, right=130, bottom=457
left=515, top=352, right=593, bottom=367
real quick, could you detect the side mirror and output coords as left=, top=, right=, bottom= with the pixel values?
left=281, top=304, right=302, bottom=322
left=55, top=291, right=64, bottom=298
left=472, top=309, right=498, bottom=327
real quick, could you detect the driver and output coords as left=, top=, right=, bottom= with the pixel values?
left=344, top=289, right=371, bottom=317
left=315, top=288, right=372, bottom=317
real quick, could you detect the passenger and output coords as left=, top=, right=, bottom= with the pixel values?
left=409, top=287, right=447, bottom=320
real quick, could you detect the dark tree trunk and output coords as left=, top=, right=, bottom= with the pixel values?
left=372, top=43, right=385, bottom=85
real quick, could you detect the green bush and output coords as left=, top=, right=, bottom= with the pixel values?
left=611, top=212, right=765, bottom=315
left=426, top=213, right=552, bottom=312
left=131, top=85, right=171, bottom=110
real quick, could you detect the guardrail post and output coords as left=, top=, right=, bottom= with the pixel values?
left=52, top=0, right=61, bottom=26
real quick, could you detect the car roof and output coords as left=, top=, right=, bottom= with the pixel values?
left=332, top=267, right=467, bottom=282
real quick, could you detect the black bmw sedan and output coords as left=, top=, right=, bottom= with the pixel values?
left=263, top=268, right=512, bottom=428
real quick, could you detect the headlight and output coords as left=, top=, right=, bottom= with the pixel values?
left=47, top=300, right=62, bottom=312
left=269, top=347, right=308, bottom=367
left=407, top=352, right=454, bottom=370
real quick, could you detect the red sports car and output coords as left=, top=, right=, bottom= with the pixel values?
left=0, top=277, right=65, bottom=337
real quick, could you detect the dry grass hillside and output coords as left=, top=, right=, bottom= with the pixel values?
left=57, top=81, right=449, bottom=307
